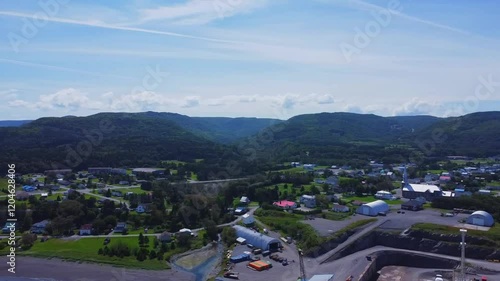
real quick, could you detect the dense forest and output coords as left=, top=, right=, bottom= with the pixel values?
left=1, top=111, right=499, bottom=174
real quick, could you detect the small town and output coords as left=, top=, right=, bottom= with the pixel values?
left=2, top=155, right=500, bottom=281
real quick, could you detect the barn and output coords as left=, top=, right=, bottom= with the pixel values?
left=466, top=211, right=494, bottom=227
left=356, top=200, right=390, bottom=216
left=233, top=225, right=282, bottom=251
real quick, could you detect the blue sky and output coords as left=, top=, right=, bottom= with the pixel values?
left=0, top=0, right=499, bottom=120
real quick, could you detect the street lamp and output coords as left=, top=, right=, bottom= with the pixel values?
left=460, top=228, right=467, bottom=281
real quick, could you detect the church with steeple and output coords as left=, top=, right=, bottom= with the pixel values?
left=401, top=166, right=443, bottom=201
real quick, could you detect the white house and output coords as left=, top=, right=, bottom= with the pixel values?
left=240, top=196, right=250, bottom=204
left=300, top=195, right=317, bottom=208
left=375, top=191, right=393, bottom=200
left=79, top=224, right=92, bottom=235
left=242, top=213, right=255, bottom=225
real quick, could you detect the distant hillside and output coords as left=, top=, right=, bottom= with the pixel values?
left=246, top=112, right=498, bottom=165
left=412, top=111, right=500, bottom=157
left=0, top=113, right=225, bottom=172
left=141, top=112, right=282, bottom=143
left=0, top=120, right=32, bottom=127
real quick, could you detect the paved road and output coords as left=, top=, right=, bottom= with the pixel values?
left=316, top=218, right=387, bottom=264
left=311, top=246, right=500, bottom=281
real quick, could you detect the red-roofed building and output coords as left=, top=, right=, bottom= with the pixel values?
left=273, top=200, right=298, bottom=210
left=79, top=224, right=92, bottom=236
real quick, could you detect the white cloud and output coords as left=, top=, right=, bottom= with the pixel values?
left=181, top=96, right=201, bottom=108
left=0, top=89, right=18, bottom=100
left=37, top=88, right=95, bottom=110
left=8, top=99, right=31, bottom=108
left=139, top=0, right=270, bottom=25
left=316, top=94, right=335, bottom=104
left=392, top=97, right=440, bottom=116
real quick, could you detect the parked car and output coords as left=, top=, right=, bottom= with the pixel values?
left=247, top=244, right=254, bottom=249
left=252, top=248, right=262, bottom=255
left=262, top=250, right=270, bottom=257
left=378, top=212, right=387, bottom=216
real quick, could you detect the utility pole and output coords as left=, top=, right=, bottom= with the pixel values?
left=460, top=228, right=467, bottom=281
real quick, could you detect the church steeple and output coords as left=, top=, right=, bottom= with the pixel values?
left=402, top=165, right=409, bottom=188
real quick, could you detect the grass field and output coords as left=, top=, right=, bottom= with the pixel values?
left=18, top=231, right=208, bottom=270
left=20, top=237, right=169, bottom=270
left=412, top=223, right=500, bottom=244
left=322, top=211, right=353, bottom=221
left=343, top=195, right=402, bottom=205
left=122, top=187, right=148, bottom=194
left=0, top=178, right=10, bottom=194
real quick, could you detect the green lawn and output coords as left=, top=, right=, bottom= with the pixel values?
left=190, top=172, right=198, bottom=181
left=0, top=178, right=10, bottom=194
left=427, top=170, right=446, bottom=175
left=20, top=237, right=169, bottom=270
left=121, top=187, right=147, bottom=194
left=489, top=181, right=500, bottom=187
left=343, top=195, right=402, bottom=205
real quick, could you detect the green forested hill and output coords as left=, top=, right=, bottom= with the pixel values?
left=411, top=111, right=500, bottom=157
left=0, top=113, right=225, bottom=172
left=141, top=111, right=282, bottom=143
left=247, top=111, right=499, bottom=165
left=1, top=111, right=498, bottom=173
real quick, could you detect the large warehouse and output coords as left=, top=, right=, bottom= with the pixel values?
left=356, top=200, right=390, bottom=216
left=233, top=225, right=282, bottom=251
left=466, top=211, right=495, bottom=227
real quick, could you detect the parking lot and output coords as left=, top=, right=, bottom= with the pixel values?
left=377, top=209, right=469, bottom=230
left=303, top=208, right=472, bottom=236
left=222, top=242, right=301, bottom=281
left=302, top=213, right=378, bottom=236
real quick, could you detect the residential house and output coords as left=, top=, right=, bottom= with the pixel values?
left=375, top=191, right=394, bottom=200
left=325, top=176, right=339, bottom=187
left=16, top=191, right=29, bottom=200
left=111, top=168, right=127, bottom=175
left=79, top=224, right=92, bottom=235
left=240, top=196, right=250, bottom=205
left=401, top=200, right=424, bottom=211
left=303, top=164, right=316, bottom=171
left=119, top=181, right=129, bottom=185
left=2, top=222, right=15, bottom=234
left=291, top=162, right=301, bottom=167
left=300, top=195, right=317, bottom=208
left=22, top=185, right=35, bottom=192
left=478, top=189, right=492, bottom=195
left=234, top=207, right=248, bottom=215
left=242, top=213, right=255, bottom=226
left=31, top=220, right=50, bottom=234
left=439, top=176, right=452, bottom=184
left=136, top=204, right=152, bottom=213
left=424, top=173, right=439, bottom=183
left=273, top=200, right=298, bottom=210
left=111, top=190, right=123, bottom=197
left=158, top=231, right=172, bottom=243
left=351, top=200, right=364, bottom=206
left=114, top=222, right=127, bottom=233
left=332, top=203, right=350, bottom=213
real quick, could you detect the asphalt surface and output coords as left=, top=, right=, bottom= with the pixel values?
left=310, top=246, right=500, bottom=281
left=303, top=215, right=380, bottom=237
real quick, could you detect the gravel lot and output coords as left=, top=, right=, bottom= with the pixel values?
left=377, top=209, right=469, bottom=230
left=303, top=208, right=471, bottom=236
left=302, top=214, right=379, bottom=236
